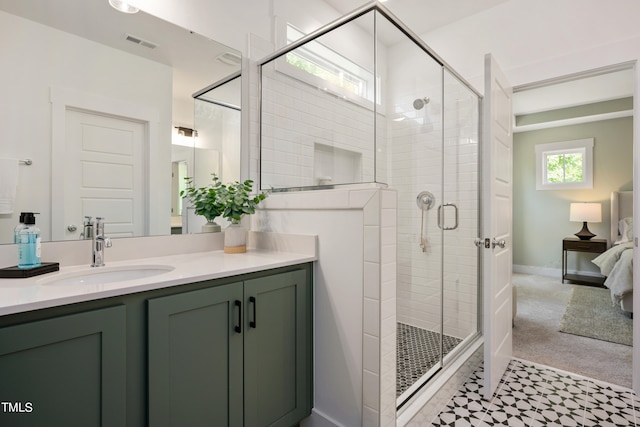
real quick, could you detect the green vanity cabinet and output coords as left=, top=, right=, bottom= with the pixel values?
left=0, top=263, right=312, bottom=427
left=147, top=268, right=312, bottom=427
left=0, top=305, right=127, bottom=427
left=244, top=269, right=311, bottom=427
left=148, top=282, right=245, bottom=427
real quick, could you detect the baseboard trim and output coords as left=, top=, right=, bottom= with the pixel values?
left=513, top=264, right=603, bottom=279
left=513, top=264, right=559, bottom=277
left=300, top=408, right=342, bottom=427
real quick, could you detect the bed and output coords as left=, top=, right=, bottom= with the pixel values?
left=591, top=191, right=634, bottom=312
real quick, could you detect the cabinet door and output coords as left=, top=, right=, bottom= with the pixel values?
left=244, top=269, right=312, bottom=427
left=0, top=305, right=126, bottom=427
left=148, top=282, right=244, bottom=427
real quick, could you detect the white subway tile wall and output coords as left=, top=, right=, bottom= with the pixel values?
left=261, top=64, right=378, bottom=189
left=391, top=68, right=479, bottom=342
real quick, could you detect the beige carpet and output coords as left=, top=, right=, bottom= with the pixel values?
left=512, top=273, right=632, bottom=388
left=559, top=286, right=632, bottom=346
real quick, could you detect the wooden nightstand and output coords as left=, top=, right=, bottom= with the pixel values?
left=562, top=238, right=607, bottom=286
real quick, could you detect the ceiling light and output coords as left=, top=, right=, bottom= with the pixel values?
left=175, top=127, right=196, bottom=138
left=109, top=0, right=139, bottom=14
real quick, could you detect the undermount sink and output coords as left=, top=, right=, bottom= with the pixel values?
left=39, top=265, right=175, bottom=287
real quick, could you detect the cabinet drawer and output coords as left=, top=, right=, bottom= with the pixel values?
left=563, top=239, right=607, bottom=253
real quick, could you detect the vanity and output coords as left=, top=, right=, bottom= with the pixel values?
left=0, top=232, right=316, bottom=427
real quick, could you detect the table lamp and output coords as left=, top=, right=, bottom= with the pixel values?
left=569, top=202, right=601, bottom=240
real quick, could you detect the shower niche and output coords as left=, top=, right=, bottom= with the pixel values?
left=313, top=143, right=362, bottom=186
left=258, top=3, right=481, bottom=422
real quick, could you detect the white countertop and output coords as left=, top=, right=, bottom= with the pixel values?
left=0, top=234, right=317, bottom=316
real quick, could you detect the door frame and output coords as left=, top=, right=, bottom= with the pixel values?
left=50, top=86, right=158, bottom=240
left=509, top=61, right=638, bottom=394
left=632, top=61, right=639, bottom=394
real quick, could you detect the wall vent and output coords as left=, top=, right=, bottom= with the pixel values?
left=124, top=33, right=158, bottom=49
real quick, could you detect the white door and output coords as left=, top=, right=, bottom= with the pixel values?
left=482, top=53, right=513, bottom=400
left=55, top=109, right=146, bottom=240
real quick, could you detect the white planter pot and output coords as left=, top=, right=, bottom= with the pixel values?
left=201, top=222, right=221, bottom=233
left=224, top=222, right=246, bottom=253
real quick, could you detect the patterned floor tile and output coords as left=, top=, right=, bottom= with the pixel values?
left=430, top=359, right=639, bottom=427
left=583, top=383, right=636, bottom=427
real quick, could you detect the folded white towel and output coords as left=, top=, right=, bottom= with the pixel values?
left=0, top=158, right=19, bottom=214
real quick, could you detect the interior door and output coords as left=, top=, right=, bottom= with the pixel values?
left=482, top=53, right=513, bottom=400
left=56, top=109, right=146, bottom=240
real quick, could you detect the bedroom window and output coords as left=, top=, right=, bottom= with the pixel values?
left=535, top=138, right=594, bottom=190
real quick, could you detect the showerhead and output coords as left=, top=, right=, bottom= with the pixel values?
left=413, top=97, right=430, bottom=110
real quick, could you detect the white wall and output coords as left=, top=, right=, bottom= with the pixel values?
left=252, top=188, right=397, bottom=427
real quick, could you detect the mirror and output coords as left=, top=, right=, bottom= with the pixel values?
left=180, top=73, right=242, bottom=234
left=0, top=0, right=242, bottom=244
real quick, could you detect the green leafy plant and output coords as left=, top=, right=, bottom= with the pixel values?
left=179, top=174, right=225, bottom=223
left=218, top=179, right=269, bottom=223
left=180, top=174, right=269, bottom=224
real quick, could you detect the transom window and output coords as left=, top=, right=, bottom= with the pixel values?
left=285, top=24, right=375, bottom=104
left=535, top=138, right=593, bottom=190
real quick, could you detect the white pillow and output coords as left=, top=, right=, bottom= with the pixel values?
left=617, top=216, right=633, bottom=243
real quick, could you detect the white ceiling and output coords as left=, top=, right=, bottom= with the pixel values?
left=323, top=0, right=634, bottom=120
left=323, top=0, right=509, bottom=36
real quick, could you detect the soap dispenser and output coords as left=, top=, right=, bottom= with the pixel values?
left=18, top=212, right=41, bottom=269
left=13, top=212, right=27, bottom=244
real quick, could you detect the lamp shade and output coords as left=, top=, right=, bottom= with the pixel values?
left=569, top=203, right=602, bottom=223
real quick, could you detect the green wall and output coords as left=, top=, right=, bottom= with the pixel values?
left=513, top=116, right=633, bottom=274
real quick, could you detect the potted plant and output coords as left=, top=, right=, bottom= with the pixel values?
left=179, top=174, right=225, bottom=233
left=218, top=178, right=269, bottom=253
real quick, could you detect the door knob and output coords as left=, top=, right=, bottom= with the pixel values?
left=67, top=224, right=77, bottom=232
left=492, top=238, right=506, bottom=249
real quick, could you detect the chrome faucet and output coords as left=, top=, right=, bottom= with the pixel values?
left=91, top=217, right=112, bottom=267
left=80, top=216, right=94, bottom=240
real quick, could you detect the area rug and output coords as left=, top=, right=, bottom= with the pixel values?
left=558, top=286, right=632, bottom=346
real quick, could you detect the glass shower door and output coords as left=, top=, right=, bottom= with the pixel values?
left=441, top=69, right=480, bottom=366
left=386, top=29, right=446, bottom=403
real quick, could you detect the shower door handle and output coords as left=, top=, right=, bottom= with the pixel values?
left=437, top=203, right=458, bottom=230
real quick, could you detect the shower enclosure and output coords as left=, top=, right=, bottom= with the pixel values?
left=258, top=2, right=480, bottom=416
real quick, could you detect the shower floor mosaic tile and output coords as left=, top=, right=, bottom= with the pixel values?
left=430, top=359, right=639, bottom=426
left=397, top=323, right=462, bottom=397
